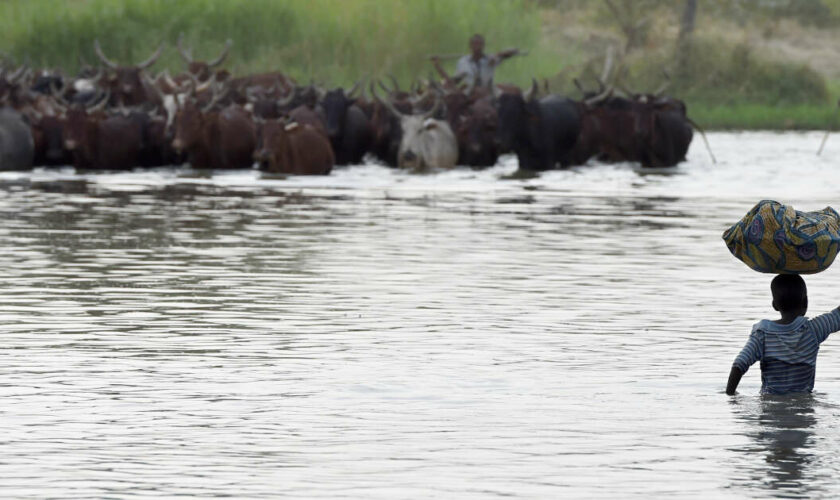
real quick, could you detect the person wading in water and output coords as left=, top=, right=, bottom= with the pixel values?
left=430, top=34, right=520, bottom=92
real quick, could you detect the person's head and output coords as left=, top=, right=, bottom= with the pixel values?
left=469, top=34, right=485, bottom=58
left=771, top=274, right=808, bottom=315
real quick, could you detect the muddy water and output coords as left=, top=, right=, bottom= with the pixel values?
left=2, top=132, right=840, bottom=498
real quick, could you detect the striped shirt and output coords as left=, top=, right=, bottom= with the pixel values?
left=733, top=308, right=840, bottom=394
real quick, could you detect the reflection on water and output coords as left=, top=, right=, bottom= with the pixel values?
left=730, top=394, right=822, bottom=497
left=3, top=133, right=840, bottom=498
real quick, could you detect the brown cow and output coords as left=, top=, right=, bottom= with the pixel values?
left=288, top=104, right=328, bottom=138
left=172, top=98, right=257, bottom=169
left=254, top=119, right=333, bottom=175
left=176, top=34, right=232, bottom=82
left=93, top=40, right=164, bottom=107
left=63, top=96, right=144, bottom=170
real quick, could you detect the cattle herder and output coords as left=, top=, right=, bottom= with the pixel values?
left=430, top=34, right=520, bottom=91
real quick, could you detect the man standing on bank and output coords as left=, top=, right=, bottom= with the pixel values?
left=430, top=34, right=520, bottom=92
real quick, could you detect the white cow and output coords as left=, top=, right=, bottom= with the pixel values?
left=397, top=115, right=458, bottom=170
left=376, top=94, right=458, bottom=170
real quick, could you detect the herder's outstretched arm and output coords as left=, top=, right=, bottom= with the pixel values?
left=726, top=366, right=744, bottom=395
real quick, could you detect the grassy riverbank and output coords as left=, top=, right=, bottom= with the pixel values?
left=0, top=0, right=838, bottom=130
left=0, top=0, right=558, bottom=86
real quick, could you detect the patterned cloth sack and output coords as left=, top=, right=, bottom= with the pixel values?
left=722, top=200, right=840, bottom=274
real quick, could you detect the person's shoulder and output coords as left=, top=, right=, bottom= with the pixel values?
left=751, top=320, right=773, bottom=334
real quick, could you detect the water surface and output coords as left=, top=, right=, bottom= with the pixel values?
left=3, top=132, right=840, bottom=498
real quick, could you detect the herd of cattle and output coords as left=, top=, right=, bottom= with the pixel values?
left=0, top=40, right=704, bottom=174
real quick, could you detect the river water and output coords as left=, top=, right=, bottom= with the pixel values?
left=2, top=132, right=840, bottom=498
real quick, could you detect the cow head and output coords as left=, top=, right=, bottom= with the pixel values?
left=322, top=82, right=360, bottom=139
left=94, top=40, right=163, bottom=106
left=36, top=113, right=69, bottom=163
left=374, top=91, right=456, bottom=170
left=456, top=97, right=498, bottom=166
left=177, top=34, right=233, bottom=82
left=254, top=118, right=293, bottom=172
left=62, top=92, right=109, bottom=154
left=171, top=99, right=203, bottom=153
left=494, top=81, right=538, bottom=152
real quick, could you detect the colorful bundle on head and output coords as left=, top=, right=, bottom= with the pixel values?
left=722, top=200, right=840, bottom=274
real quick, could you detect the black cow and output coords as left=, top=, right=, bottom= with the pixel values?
left=496, top=82, right=581, bottom=171
left=321, top=85, right=372, bottom=165
left=0, top=107, right=34, bottom=170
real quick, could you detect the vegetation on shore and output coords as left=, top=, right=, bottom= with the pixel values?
left=0, top=0, right=838, bottom=130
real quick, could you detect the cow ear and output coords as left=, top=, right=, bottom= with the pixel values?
left=423, top=118, right=437, bottom=130
left=284, top=121, right=300, bottom=132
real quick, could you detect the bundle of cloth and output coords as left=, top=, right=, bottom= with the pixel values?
left=723, top=200, right=840, bottom=274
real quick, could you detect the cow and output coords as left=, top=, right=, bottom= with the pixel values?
left=0, top=107, right=34, bottom=170
left=93, top=40, right=164, bottom=106
left=321, top=84, right=372, bottom=165
left=176, top=34, right=233, bottom=82
left=63, top=96, right=145, bottom=170
left=453, top=95, right=499, bottom=168
left=172, top=97, right=257, bottom=169
left=366, top=82, right=416, bottom=166
left=288, top=104, right=328, bottom=138
left=254, top=119, right=334, bottom=175
left=495, top=81, right=582, bottom=171
left=578, top=92, right=693, bottom=168
left=637, top=96, right=693, bottom=168
left=374, top=92, right=457, bottom=170
left=31, top=112, right=70, bottom=166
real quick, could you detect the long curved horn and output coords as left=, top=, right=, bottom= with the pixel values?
left=347, top=79, right=361, bottom=98
left=421, top=96, right=441, bottom=119
left=160, top=70, right=180, bottom=92
left=137, top=42, right=165, bottom=70
left=654, top=69, right=672, bottom=97
left=208, top=39, right=233, bottom=67
left=378, top=79, right=393, bottom=95
left=176, top=33, right=193, bottom=63
left=88, top=90, right=110, bottom=113
left=93, top=40, right=119, bottom=70
left=196, top=74, right=217, bottom=93
left=523, top=78, right=538, bottom=101
left=371, top=83, right=404, bottom=119
left=276, top=87, right=296, bottom=108
left=584, top=86, right=613, bottom=106
left=600, top=45, right=615, bottom=86
left=143, top=73, right=165, bottom=103
left=387, top=74, right=401, bottom=93
left=201, top=86, right=228, bottom=113
left=88, top=67, right=104, bottom=84
left=6, top=64, right=26, bottom=83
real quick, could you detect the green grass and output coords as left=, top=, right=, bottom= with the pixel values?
left=688, top=103, right=840, bottom=130
left=0, top=0, right=562, bottom=88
